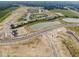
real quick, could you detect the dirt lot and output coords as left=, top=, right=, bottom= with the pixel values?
left=0, top=35, right=53, bottom=57
left=0, top=25, right=78, bottom=57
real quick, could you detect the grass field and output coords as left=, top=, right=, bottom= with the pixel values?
left=30, top=13, right=48, bottom=19
left=51, top=9, right=79, bottom=18
left=58, top=32, right=79, bottom=57
left=62, top=35, right=79, bottom=57
left=0, top=7, right=18, bottom=22
left=66, top=26, right=79, bottom=36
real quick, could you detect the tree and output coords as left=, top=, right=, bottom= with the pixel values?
left=10, top=24, right=15, bottom=29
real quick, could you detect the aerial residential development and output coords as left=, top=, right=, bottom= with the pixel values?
left=0, top=1, right=79, bottom=57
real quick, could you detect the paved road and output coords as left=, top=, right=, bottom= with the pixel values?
left=26, top=12, right=31, bottom=21
left=64, top=24, right=79, bottom=27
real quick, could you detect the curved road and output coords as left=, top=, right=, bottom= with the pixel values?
left=1, top=21, right=79, bottom=45
left=0, top=24, right=63, bottom=45
left=0, top=6, right=79, bottom=45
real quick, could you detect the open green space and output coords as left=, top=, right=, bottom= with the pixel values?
left=0, top=7, right=18, bottom=22
left=30, top=13, right=48, bottom=19
left=51, top=9, right=79, bottom=18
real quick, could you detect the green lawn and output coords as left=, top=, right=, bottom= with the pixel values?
left=51, top=9, right=79, bottom=18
